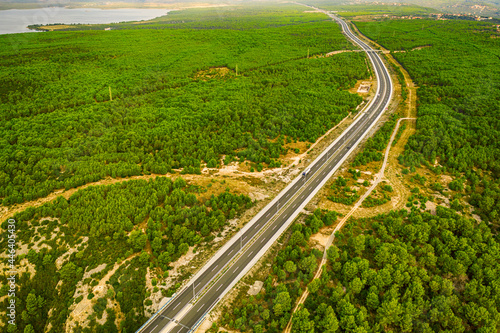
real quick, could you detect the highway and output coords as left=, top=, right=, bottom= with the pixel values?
left=137, top=9, right=393, bottom=333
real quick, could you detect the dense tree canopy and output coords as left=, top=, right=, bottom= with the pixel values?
left=0, top=5, right=367, bottom=206
left=300, top=208, right=500, bottom=332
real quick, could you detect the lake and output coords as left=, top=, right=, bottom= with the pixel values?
left=0, top=7, right=171, bottom=34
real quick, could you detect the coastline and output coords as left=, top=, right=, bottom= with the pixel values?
left=0, top=2, right=229, bottom=11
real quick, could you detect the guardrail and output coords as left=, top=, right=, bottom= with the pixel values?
left=137, top=9, right=393, bottom=333
left=136, top=292, right=177, bottom=333
left=207, top=8, right=393, bottom=325
left=187, top=298, right=220, bottom=333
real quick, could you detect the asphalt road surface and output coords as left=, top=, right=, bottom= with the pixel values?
left=138, top=11, right=393, bottom=333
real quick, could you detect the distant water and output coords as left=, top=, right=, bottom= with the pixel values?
left=0, top=7, right=170, bottom=34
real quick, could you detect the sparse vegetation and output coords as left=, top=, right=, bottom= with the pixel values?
left=0, top=177, right=252, bottom=332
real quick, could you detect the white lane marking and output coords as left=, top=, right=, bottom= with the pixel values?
left=249, top=251, right=253, bottom=255
left=197, top=304, right=205, bottom=312
left=261, top=238, right=265, bottom=243
left=176, top=327, right=183, bottom=333
left=216, top=284, right=223, bottom=291
left=228, top=249, right=233, bottom=254
left=273, top=225, right=277, bottom=230
left=152, top=325, right=158, bottom=331
left=173, top=302, right=180, bottom=310
left=233, top=266, right=239, bottom=273
left=301, top=194, right=305, bottom=199
left=266, top=213, right=270, bottom=217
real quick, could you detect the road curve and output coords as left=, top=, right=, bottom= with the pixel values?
left=137, top=9, right=393, bottom=333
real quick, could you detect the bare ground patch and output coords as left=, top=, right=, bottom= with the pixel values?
left=393, top=45, right=433, bottom=53
left=349, top=79, right=376, bottom=97
left=194, top=67, right=234, bottom=80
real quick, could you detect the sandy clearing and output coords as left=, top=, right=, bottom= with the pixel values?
left=65, top=254, right=137, bottom=331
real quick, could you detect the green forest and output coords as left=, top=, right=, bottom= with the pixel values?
left=0, top=4, right=368, bottom=206
left=279, top=17, right=500, bottom=333
left=303, top=1, right=437, bottom=17
left=214, top=14, right=500, bottom=333
left=356, top=18, right=500, bottom=223
left=4, top=3, right=500, bottom=333
left=295, top=208, right=500, bottom=332
left=0, top=176, right=252, bottom=332
left=218, top=210, right=338, bottom=333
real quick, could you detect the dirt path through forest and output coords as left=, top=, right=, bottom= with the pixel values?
left=284, top=116, right=416, bottom=333
left=316, top=19, right=418, bottom=219
left=283, top=16, right=420, bottom=331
